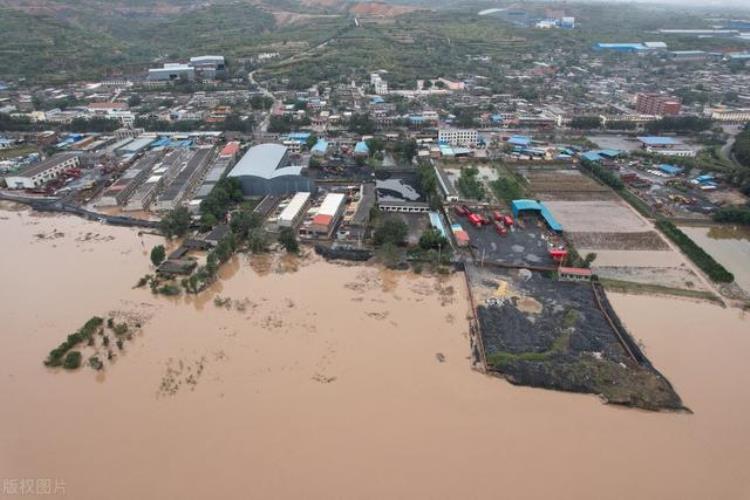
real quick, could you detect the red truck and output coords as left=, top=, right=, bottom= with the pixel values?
left=494, top=221, right=507, bottom=235
left=467, top=213, right=483, bottom=228
left=502, top=215, right=514, bottom=227
left=454, top=205, right=467, bottom=217
left=492, top=211, right=503, bottom=222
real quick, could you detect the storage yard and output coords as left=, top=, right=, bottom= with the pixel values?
left=466, top=264, right=684, bottom=411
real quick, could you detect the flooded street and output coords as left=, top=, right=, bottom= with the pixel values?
left=681, top=225, right=750, bottom=293
left=1, top=209, right=749, bottom=499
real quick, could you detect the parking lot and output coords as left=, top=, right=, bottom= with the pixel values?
left=453, top=211, right=559, bottom=267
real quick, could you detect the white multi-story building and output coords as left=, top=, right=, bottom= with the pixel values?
left=370, top=73, right=389, bottom=95
left=708, top=108, right=750, bottom=123
left=438, top=127, right=478, bottom=147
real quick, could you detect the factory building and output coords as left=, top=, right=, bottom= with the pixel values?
left=277, top=192, right=311, bottom=228
left=637, top=136, right=697, bottom=157
left=306, top=193, right=346, bottom=238
left=189, top=55, right=227, bottom=79
left=4, top=152, right=80, bottom=189
left=438, top=128, right=478, bottom=147
left=152, top=147, right=214, bottom=211
left=97, top=152, right=163, bottom=207
left=148, top=63, right=195, bottom=81
left=635, top=93, right=682, bottom=116
left=227, top=144, right=315, bottom=197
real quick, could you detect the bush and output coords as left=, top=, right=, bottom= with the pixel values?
left=150, top=245, right=166, bottom=266
left=63, top=351, right=82, bottom=370
left=88, top=356, right=104, bottom=370
left=656, top=220, right=734, bottom=283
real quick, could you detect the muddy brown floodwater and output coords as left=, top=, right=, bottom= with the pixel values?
left=1, top=208, right=749, bottom=500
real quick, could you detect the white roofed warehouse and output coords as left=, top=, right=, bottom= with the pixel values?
left=227, top=144, right=315, bottom=197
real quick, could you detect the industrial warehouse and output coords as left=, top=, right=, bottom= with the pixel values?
left=227, top=144, right=315, bottom=196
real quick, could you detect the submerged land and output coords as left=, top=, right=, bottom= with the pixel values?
left=1, top=208, right=749, bottom=500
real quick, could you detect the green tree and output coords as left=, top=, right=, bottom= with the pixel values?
left=278, top=227, right=299, bottom=253
left=419, top=228, right=448, bottom=250
left=373, top=218, right=408, bottom=247
left=150, top=245, right=166, bottom=266
left=63, top=351, right=82, bottom=370
left=127, top=95, right=142, bottom=107
left=159, top=207, right=192, bottom=239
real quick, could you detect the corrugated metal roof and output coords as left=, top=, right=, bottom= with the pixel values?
left=228, top=143, right=302, bottom=179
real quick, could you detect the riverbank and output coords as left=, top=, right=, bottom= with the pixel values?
left=2, top=209, right=750, bottom=499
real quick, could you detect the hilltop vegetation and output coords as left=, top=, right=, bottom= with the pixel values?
left=1, top=0, right=749, bottom=85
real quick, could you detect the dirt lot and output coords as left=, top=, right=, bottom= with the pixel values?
left=568, top=231, right=669, bottom=251
left=544, top=200, right=650, bottom=233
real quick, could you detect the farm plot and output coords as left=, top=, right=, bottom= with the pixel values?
left=526, top=170, right=613, bottom=201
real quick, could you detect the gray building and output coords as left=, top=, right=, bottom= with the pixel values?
left=227, top=144, right=315, bottom=197
left=148, top=63, right=195, bottom=81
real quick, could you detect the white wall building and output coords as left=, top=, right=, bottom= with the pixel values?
left=4, top=153, right=79, bottom=189
left=438, top=127, right=478, bottom=147
left=278, top=192, right=311, bottom=228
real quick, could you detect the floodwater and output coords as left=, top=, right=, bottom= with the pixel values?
left=681, top=225, right=750, bottom=293
left=1, top=208, right=750, bottom=500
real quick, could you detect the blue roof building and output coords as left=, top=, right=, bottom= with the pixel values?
left=286, top=132, right=312, bottom=143
left=311, top=139, right=328, bottom=155
left=428, top=212, right=447, bottom=238
left=354, top=141, right=370, bottom=156
left=658, top=164, right=683, bottom=176
left=439, top=144, right=455, bottom=157
left=594, top=43, right=647, bottom=52
left=511, top=199, right=563, bottom=233
left=507, top=135, right=532, bottom=147
left=638, top=136, right=680, bottom=146
left=581, top=149, right=622, bottom=162
left=582, top=151, right=605, bottom=162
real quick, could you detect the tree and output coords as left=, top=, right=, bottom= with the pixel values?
left=247, top=228, right=268, bottom=254
left=349, top=113, right=376, bottom=135
left=366, top=137, right=385, bottom=157
left=159, top=207, right=192, bottom=239
left=570, top=116, right=602, bottom=129
left=150, top=245, right=166, bottom=266
left=394, top=137, right=418, bottom=163
left=583, top=252, right=597, bottom=268
left=373, top=218, right=408, bottom=247
left=127, top=95, right=142, bottom=107
left=230, top=209, right=262, bottom=241
left=278, top=227, right=299, bottom=253
left=454, top=108, right=478, bottom=128
left=457, top=166, right=485, bottom=200
left=419, top=228, right=448, bottom=250
left=305, top=134, right=318, bottom=149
